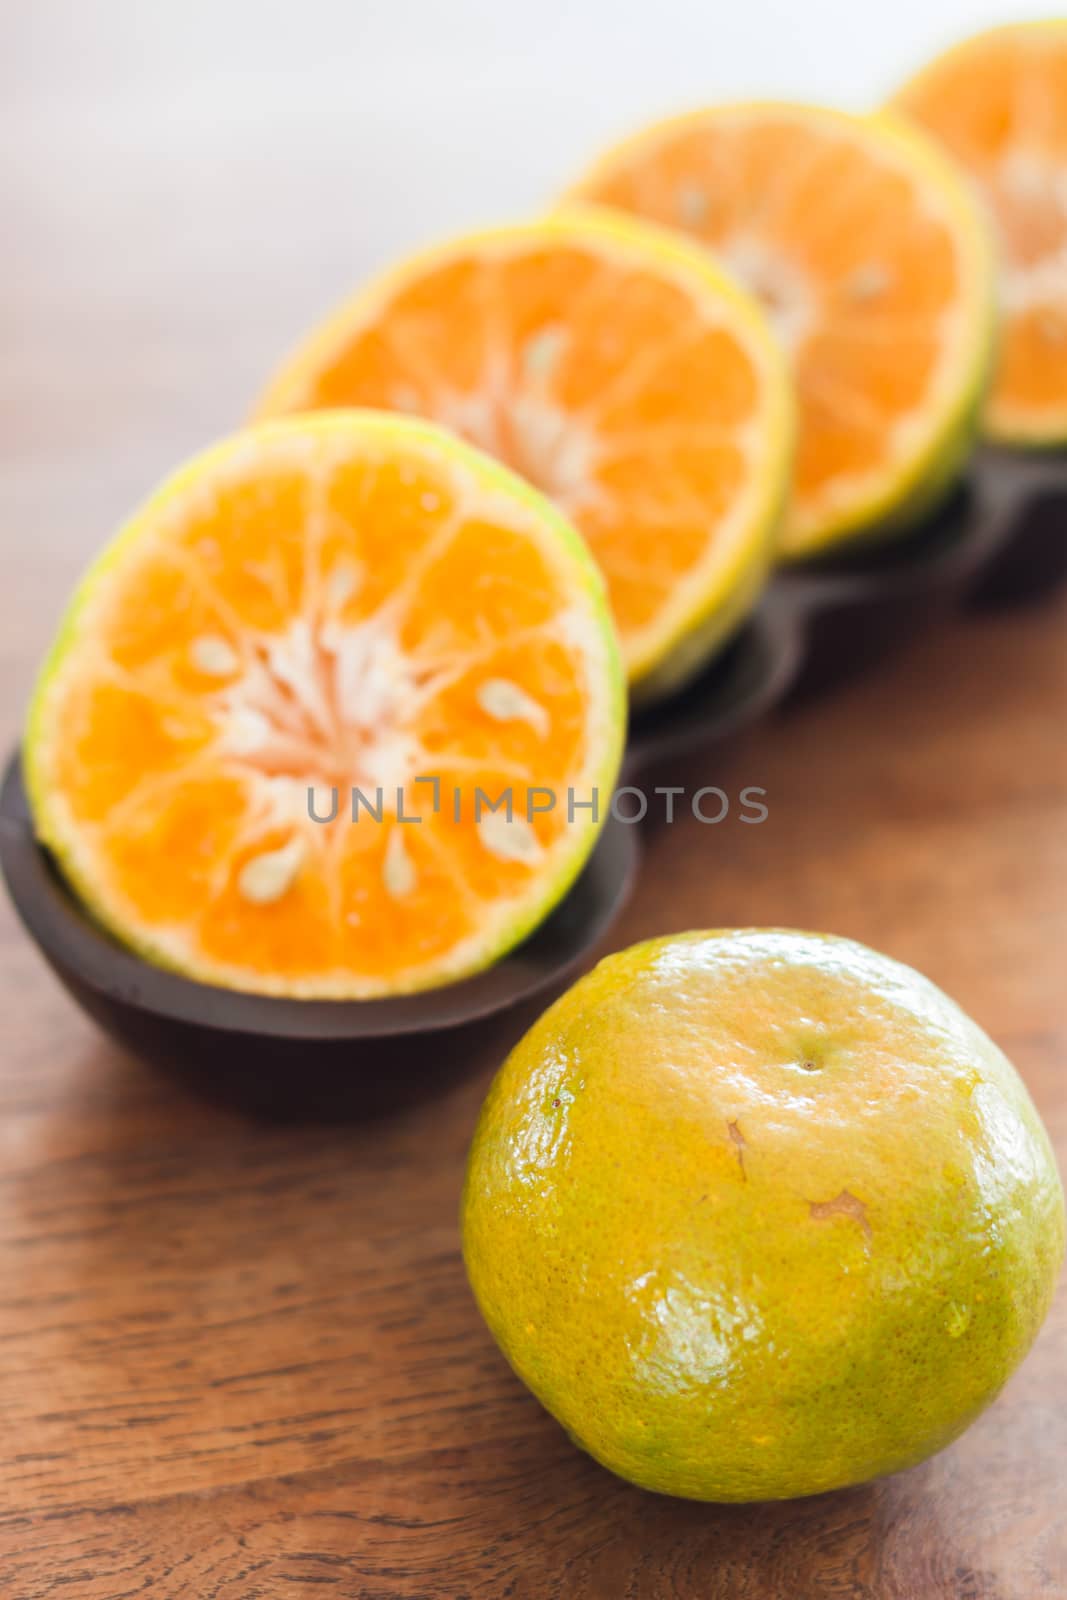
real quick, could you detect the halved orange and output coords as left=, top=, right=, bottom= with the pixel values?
left=565, top=104, right=996, bottom=558
left=894, top=21, right=1067, bottom=444
left=25, top=412, right=625, bottom=998
left=255, top=212, right=792, bottom=699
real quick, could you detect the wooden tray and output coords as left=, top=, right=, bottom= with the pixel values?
left=2, top=446, right=1065, bottom=1094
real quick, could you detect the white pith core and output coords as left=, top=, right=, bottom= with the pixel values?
left=636, top=114, right=990, bottom=542
left=990, top=148, right=1067, bottom=326
left=199, top=594, right=559, bottom=906
left=216, top=614, right=426, bottom=794
left=396, top=325, right=600, bottom=521
left=719, top=234, right=818, bottom=354
left=378, top=263, right=787, bottom=677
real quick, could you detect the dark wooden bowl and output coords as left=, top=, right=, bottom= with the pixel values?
left=0, top=754, right=638, bottom=1088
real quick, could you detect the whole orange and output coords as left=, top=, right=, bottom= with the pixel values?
left=462, top=930, right=1064, bottom=1500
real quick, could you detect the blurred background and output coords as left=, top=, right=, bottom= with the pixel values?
left=0, top=0, right=1032, bottom=736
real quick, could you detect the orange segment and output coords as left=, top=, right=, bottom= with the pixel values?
left=255, top=213, right=792, bottom=698
left=26, top=413, right=625, bottom=999
left=894, top=21, right=1067, bottom=442
left=565, top=104, right=995, bottom=557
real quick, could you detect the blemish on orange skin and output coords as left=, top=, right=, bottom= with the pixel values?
left=727, top=1118, right=747, bottom=1181
left=809, top=1188, right=873, bottom=1244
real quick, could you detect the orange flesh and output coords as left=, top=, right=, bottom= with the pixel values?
left=568, top=108, right=983, bottom=547
left=896, top=23, right=1067, bottom=439
left=31, top=418, right=620, bottom=996
left=256, top=222, right=785, bottom=680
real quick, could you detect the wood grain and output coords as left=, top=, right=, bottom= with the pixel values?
left=1, top=5, right=1065, bottom=1596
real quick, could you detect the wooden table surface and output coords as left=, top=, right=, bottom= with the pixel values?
left=2, top=5, right=1065, bottom=1596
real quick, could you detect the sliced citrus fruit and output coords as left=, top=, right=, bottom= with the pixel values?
left=894, top=21, right=1067, bottom=444
left=565, top=103, right=996, bottom=558
left=255, top=212, right=792, bottom=699
left=25, top=411, right=625, bottom=999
